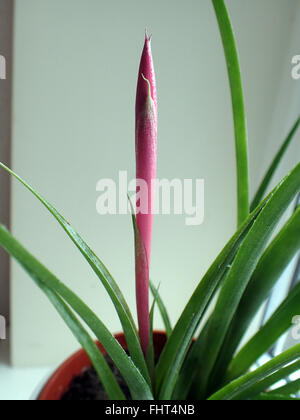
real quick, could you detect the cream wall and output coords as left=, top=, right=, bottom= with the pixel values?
left=10, top=0, right=300, bottom=366
left=0, top=0, right=13, bottom=324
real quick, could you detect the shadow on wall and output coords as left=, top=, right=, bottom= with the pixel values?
left=0, top=0, right=13, bottom=322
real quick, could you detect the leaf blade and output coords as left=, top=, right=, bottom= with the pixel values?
left=0, top=162, right=150, bottom=386
left=268, top=379, right=300, bottom=397
left=254, top=393, right=300, bottom=401
left=227, top=280, right=300, bottom=382
left=251, top=115, right=300, bottom=211
left=150, top=280, right=172, bottom=338
left=212, top=0, right=249, bottom=226
left=208, top=345, right=300, bottom=400
left=0, top=225, right=154, bottom=400
left=154, top=193, right=271, bottom=400
left=146, top=285, right=160, bottom=388
left=210, top=205, right=300, bottom=386
left=32, top=278, right=125, bottom=400
left=191, top=163, right=300, bottom=399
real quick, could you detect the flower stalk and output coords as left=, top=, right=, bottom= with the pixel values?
left=135, top=33, right=158, bottom=354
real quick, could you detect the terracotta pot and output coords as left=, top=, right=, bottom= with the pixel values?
left=37, top=331, right=167, bottom=401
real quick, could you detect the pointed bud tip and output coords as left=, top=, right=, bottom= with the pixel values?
left=145, top=29, right=152, bottom=43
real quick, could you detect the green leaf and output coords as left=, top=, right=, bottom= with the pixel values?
left=208, top=344, right=300, bottom=400
left=128, top=199, right=160, bottom=388
left=209, top=205, right=300, bottom=387
left=191, top=162, right=300, bottom=399
left=229, top=359, right=300, bottom=401
left=128, top=202, right=171, bottom=393
left=254, top=393, right=300, bottom=401
left=268, top=379, right=300, bottom=397
left=0, top=162, right=150, bottom=386
left=146, top=285, right=159, bottom=388
left=227, top=280, right=300, bottom=381
left=42, top=289, right=126, bottom=400
left=234, top=359, right=300, bottom=401
left=154, top=192, right=271, bottom=400
left=171, top=270, right=227, bottom=400
left=25, top=273, right=125, bottom=400
left=212, top=0, right=249, bottom=227
left=170, top=328, right=205, bottom=401
left=150, top=280, right=172, bottom=338
left=0, top=225, right=154, bottom=400
left=251, top=115, right=300, bottom=211
left=231, top=359, right=300, bottom=401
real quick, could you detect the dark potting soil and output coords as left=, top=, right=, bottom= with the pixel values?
left=61, top=355, right=131, bottom=401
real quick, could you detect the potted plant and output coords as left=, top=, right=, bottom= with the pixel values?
left=1, top=0, right=300, bottom=401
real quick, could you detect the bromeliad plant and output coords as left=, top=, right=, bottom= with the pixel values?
left=1, top=0, right=300, bottom=401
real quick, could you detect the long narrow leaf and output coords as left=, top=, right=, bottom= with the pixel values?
left=232, top=360, right=300, bottom=400
left=0, top=225, right=154, bottom=400
left=128, top=195, right=151, bottom=357
left=251, top=115, right=300, bottom=211
left=212, top=0, right=249, bottom=226
left=192, top=162, right=300, bottom=399
left=209, top=205, right=300, bottom=386
left=155, top=193, right=271, bottom=400
left=173, top=262, right=234, bottom=400
left=174, top=262, right=232, bottom=399
left=172, top=273, right=228, bottom=400
left=208, top=344, right=300, bottom=400
left=150, top=281, right=172, bottom=338
left=268, top=379, right=300, bottom=397
left=0, top=162, right=150, bottom=386
left=146, top=286, right=159, bottom=388
left=32, top=277, right=125, bottom=400
left=227, top=280, right=300, bottom=381
left=254, top=393, right=300, bottom=401
left=228, top=359, right=300, bottom=401
left=129, top=205, right=171, bottom=389
left=170, top=326, right=205, bottom=400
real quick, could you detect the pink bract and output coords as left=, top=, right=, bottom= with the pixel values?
left=135, top=34, right=158, bottom=354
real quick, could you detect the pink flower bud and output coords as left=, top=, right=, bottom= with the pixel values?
left=135, top=33, right=157, bottom=354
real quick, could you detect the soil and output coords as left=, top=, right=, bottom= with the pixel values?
left=61, top=355, right=131, bottom=401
